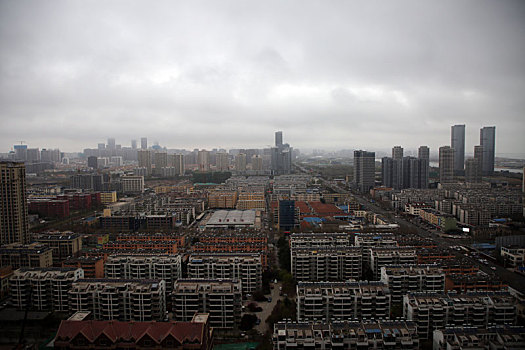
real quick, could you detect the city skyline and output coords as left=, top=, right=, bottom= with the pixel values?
left=0, top=1, right=524, bottom=155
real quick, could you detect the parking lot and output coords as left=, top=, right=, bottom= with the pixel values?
left=242, top=282, right=282, bottom=335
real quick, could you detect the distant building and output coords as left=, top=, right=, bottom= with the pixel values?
left=354, top=150, right=375, bottom=193
left=480, top=126, right=496, bottom=174
left=271, top=131, right=292, bottom=175
left=137, top=149, right=152, bottom=175
left=87, top=156, right=98, bottom=169
left=439, top=146, right=454, bottom=184
left=131, top=139, right=137, bottom=149
left=0, top=161, right=29, bottom=244
left=392, top=146, right=404, bottom=160
left=234, top=153, right=247, bottom=172
left=198, top=150, right=210, bottom=171
left=451, top=124, right=465, bottom=172
left=215, top=152, right=229, bottom=171
left=140, top=137, right=147, bottom=150
left=121, top=176, right=144, bottom=193
left=465, top=158, right=482, bottom=183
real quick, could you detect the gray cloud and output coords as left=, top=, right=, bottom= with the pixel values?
left=0, top=0, right=524, bottom=157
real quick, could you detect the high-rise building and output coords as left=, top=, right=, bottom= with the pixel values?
left=392, top=146, right=404, bottom=160
left=235, top=153, right=247, bottom=172
left=439, top=146, right=454, bottom=184
left=107, top=138, right=116, bottom=150
left=275, top=131, right=283, bottom=147
left=140, top=137, right=148, bottom=150
left=198, top=150, right=210, bottom=171
left=215, top=153, right=229, bottom=171
left=153, top=152, right=168, bottom=175
left=418, top=146, right=430, bottom=161
left=480, top=126, right=495, bottom=174
left=0, top=161, right=29, bottom=244
left=26, top=148, right=40, bottom=162
left=354, top=150, right=375, bottom=193
left=251, top=155, right=263, bottom=171
left=451, top=124, right=465, bottom=172
left=465, top=158, right=482, bottom=183
left=168, top=154, right=185, bottom=176
left=13, top=145, right=28, bottom=161
left=137, top=150, right=152, bottom=175
left=131, top=140, right=137, bottom=149
left=87, top=156, right=98, bottom=169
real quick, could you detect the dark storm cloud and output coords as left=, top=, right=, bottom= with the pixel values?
left=0, top=0, right=524, bottom=156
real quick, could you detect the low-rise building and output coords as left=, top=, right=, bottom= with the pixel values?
left=296, top=281, right=391, bottom=322
left=433, top=325, right=525, bottom=350
left=104, top=255, right=182, bottom=293
left=172, top=279, right=242, bottom=329
left=100, top=191, right=117, bottom=204
left=445, top=273, right=508, bottom=293
left=10, top=267, right=83, bottom=311
left=273, top=321, right=419, bottom=350
left=62, top=256, right=104, bottom=278
left=54, top=313, right=214, bottom=350
left=69, top=279, right=166, bottom=321
left=501, top=245, right=525, bottom=267
left=404, top=292, right=517, bottom=339
left=380, top=265, right=445, bottom=303
left=35, top=232, right=82, bottom=264
left=291, top=247, right=362, bottom=282
left=369, top=247, right=418, bottom=278
left=187, top=254, right=261, bottom=294
left=0, top=243, right=53, bottom=269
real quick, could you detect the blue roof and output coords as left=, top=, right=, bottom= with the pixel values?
left=303, top=217, right=323, bottom=223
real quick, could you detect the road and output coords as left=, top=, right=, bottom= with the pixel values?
left=298, top=163, right=525, bottom=294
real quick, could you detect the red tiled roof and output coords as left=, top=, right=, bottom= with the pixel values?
left=55, top=320, right=205, bottom=346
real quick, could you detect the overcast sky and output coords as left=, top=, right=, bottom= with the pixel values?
left=1, top=0, right=524, bottom=156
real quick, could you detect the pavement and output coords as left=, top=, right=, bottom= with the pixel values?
left=243, top=282, right=282, bottom=335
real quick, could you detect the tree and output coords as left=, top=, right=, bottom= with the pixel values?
left=239, top=314, right=258, bottom=331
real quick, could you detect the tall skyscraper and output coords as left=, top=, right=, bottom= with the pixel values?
left=198, top=150, right=210, bottom=172
left=153, top=152, right=168, bottom=175
left=131, top=140, right=137, bottom=149
left=140, top=137, right=148, bottom=150
left=137, top=150, right=152, bottom=175
left=168, top=154, right=184, bottom=176
left=418, top=146, right=430, bottom=161
left=271, top=131, right=292, bottom=175
left=251, top=155, right=263, bottom=171
left=439, top=146, right=454, bottom=184
left=480, top=126, right=495, bottom=174
left=392, top=146, right=404, bottom=160
left=451, top=124, right=465, bottom=172
left=275, top=131, right=283, bottom=147
left=354, top=150, right=375, bottom=193
left=0, top=161, right=29, bottom=244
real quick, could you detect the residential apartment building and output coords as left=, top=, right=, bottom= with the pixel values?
left=121, top=176, right=144, bottom=194
left=0, top=161, right=29, bottom=245
left=404, top=292, right=517, bottom=340
left=290, top=232, right=352, bottom=249
left=62, top=256, right=104, bottom=278
left=380, top=265, right=445, bottom=302
left=187, top=254, right=261, bottom=294
left=10, top=267, right=84, bottom=311
left=273, top=321, right=419, bottom=350
left=369, top=247, right=418, bottom=279
left=433, top=325, right=525, bottom=350
left=104, top=255, right=182, bottom=293
left=296, top=281, right=391, bottom=322
left=69, top=279, right=166, bottom=321
left=172, top=279, right=242, bottom=329
left=291, top=247, right=362, bottom=282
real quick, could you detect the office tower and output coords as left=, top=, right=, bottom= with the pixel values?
left=465, top=158, right=481, bottom=183
left=215, top=152, right=229, bottom=171
left=131, top=140, right=137, bottom=149
left=235, top=153, right=247, bottom=172
left=87, top=156, right=98, bottom=169
left=97, top=143, right=105, bottom=150
left=251, top=155, right=263, bottom=171
left=137, top=149, right=152, bottom=175
left=392, top=146, right=404, bottom=160
left=480, top=126, right=495, bottom=174
left=0, top=161, right=29, bottom=244
left=275, top=131, right=283, bottom=147
left=107, top=138, right=116, bottom=150
left=451, top=124, right=465, bottom=172
left=439, top=146, right=454, bottom=184
left=418, top=146, right=430, bottom=161
left=278, top=200, right=296, bottom=231
left=354, top=150, right=375, bottom=193
left=197, top=150, right=210, bottom=171
left=140, top=137, right=148, bottom=150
